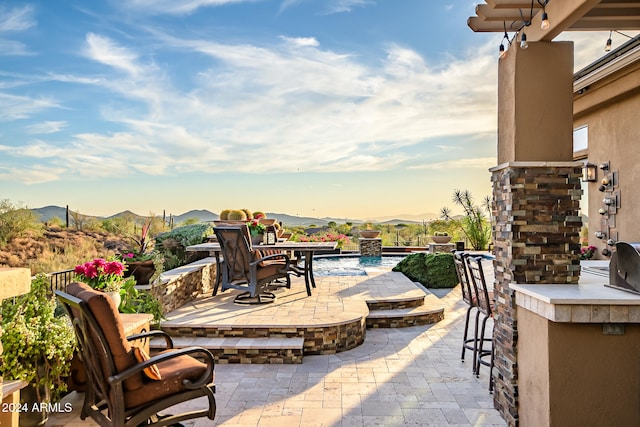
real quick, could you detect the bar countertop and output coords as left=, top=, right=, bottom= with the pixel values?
left=509, top=261, right=640, bottom=323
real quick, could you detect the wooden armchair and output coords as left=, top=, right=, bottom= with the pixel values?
left=55, top=282, right=216, bottom=427
left=214, top=225, right=291, bottom=304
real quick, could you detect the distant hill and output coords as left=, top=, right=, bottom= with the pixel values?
left=30, top=206, right=439, bottom=227
left=172, top=210, right=218, bottom=224
left=32, top=205, right=69, bottom=222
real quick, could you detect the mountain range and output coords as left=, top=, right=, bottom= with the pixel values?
left=31, top=206, right=435, bottom=227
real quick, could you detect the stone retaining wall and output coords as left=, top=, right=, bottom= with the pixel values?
left=146, top=259, right=216, bottom=314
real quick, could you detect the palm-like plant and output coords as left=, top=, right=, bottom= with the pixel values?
left=441, top=189, right=492, bottom=250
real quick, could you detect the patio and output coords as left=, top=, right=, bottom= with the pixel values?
left=46, top=264, right=506, bottom=426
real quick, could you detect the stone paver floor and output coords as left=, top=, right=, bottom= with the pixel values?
left=47, top=277, right=503, bottom=426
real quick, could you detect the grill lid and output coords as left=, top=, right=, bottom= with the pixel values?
left=607, top=242, right=640, bottom=295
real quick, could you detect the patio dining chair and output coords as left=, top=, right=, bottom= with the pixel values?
left=466, top=255, right=495, bottom=392
left=214, top=225, right=291, bottom=304
left=453, top=251, right=479, bottom=368
left=55, top=281, right=216, bottom=427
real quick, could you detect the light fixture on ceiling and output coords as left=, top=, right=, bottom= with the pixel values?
left=604, top=30, right=634, bottom=52
left=520, top=32, right=528, bottom=49
left=499, top=22, right=510, bottom=59
left=540, top=11, right=550, bottom=30
left=538, top=0, right=550, bottom=30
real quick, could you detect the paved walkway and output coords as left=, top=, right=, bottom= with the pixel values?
left=48, top=277, right=504, bottom=426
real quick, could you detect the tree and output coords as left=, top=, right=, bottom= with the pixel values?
left=441, top=190, right=492, bottom=250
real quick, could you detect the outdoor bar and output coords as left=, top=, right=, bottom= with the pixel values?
left=469, top=1, right=640, bottom=425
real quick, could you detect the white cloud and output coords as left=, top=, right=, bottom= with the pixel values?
left=25, top=121, right=67, bottom=134
left=4, top=33, right=499, bottom=183
left=0, top=93, right=61, bottom=121
left=125, top=0, right=258, bottom=15
left=0, top=164, right=63, bottom=184
left=0, top=5, right=35, bottom=56
left=0, top=5, right=35, bottom=32
left=279, top=35, right=320, bottom=48
left=422, top=157, right=497, bottom=170
left=326, top=0, right=374, bottom=14
left=84, top=33, right=143, bottom=76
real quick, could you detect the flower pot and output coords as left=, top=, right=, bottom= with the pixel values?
left=431, top=236, right=452, bottom=244
left=124, top=260, right=155, bottom=285
left=360, top=230, right=381, bottom=238
left=251, top=233, right=264, bottom=246
left=105, top=290, right=121, bottom=309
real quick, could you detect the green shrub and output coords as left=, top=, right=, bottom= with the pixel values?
left=155, top=223, right=213, bottom=269
left=0, top=199, right=43, bottom=245
left=392, top=253, right=458, bottom=288
left=0, top=274, right=76, bottom=403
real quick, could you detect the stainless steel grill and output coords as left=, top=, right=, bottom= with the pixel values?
left=608, top=242, right=640, bottom=295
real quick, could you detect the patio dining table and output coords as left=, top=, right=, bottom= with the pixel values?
left=186, top=241, right=338, bottom=296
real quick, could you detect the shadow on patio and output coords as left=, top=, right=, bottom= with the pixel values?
left=47, top=270, right=505, bottom=426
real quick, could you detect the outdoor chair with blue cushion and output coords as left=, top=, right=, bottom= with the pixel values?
left=214, top=225, right=291, bottom=304
left=55, top=281, right=216, bottom=427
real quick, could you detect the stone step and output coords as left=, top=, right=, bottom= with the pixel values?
left=366, top=304, right=445, bottom=329
left=150, top=336, right=305, bottom=364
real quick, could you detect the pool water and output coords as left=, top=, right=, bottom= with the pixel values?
left=313, top=256, right=406, bottom=276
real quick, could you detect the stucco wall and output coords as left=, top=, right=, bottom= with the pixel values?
left=574, top=60, right=640, bottom=255
left=518, top=307, right=640, bottom=426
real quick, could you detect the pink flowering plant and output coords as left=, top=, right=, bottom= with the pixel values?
left=580, top=245, right=597, bottom=260
left=74, top=258, right=130, bottom=292
left=297, top=232, right=351, bottom=249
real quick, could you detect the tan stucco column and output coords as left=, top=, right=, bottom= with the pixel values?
left=498, top=41, right=574, bottom=163
left=491, top=41, right=582, bottom=427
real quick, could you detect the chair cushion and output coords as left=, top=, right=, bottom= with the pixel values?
left=253, top=249, right=288, bottom=267
left=124, top=351, right=213, bottom=409
left=132, top=346, right=162, bottom=381
left=256, top=262, right=286, bottom=281
left=65, top=282, right=145, bottom=392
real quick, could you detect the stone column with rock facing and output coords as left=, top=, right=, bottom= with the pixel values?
left=359, top=238, right=382, bottom=257
left=491, top=40, right=581, bottom=426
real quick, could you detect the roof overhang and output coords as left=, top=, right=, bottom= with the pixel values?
left=469, top=0, right=640, bottom=41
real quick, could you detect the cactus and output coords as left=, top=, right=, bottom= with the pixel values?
left=252, top=210, right=266, bottom=219
left=241, top=208, right=252, bottom=219
left=228, top=209, right=248, bottom=221
left=219, top=209, right=231, bottom=220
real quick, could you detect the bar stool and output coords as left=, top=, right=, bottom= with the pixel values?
left=453, top=251, right=479, bottom=369
left=466, top=255, right=495, bottom=392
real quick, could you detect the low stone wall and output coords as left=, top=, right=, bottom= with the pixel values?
left=143, top=258, right=217, bottom=314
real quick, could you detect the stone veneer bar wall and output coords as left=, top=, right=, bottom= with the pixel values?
left=490, top=162, right=583, bottom=427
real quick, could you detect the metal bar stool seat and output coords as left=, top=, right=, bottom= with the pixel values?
left=466, top=255, right=495, bottom=392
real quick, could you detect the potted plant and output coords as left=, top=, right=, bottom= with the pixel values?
left=120, top=216, right=164, bottom=285
left=431, top=232, right=452, bottom=244
left=247, top=217, right=266, bottom=245
left=73, top=258, right=133, bottom=308
left=0, top=274, right=76, bottom=426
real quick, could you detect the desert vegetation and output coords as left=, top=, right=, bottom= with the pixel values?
left=0, top=199, right=205, bottom=275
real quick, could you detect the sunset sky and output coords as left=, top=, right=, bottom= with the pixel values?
left=0, top=1, right=630, bottom=220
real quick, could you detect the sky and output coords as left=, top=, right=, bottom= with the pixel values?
left=0, top=1, right=634, bottom=221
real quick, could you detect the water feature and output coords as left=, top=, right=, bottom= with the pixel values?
left=313, top=255, right=406, bottom=276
